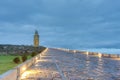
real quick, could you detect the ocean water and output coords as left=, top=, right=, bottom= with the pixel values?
left=81, top=48, right=120, bottom=54
left=50, top=46, right=120, bottom=54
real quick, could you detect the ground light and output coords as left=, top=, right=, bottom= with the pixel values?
left=74, top=50, right=76, bottom=53
left=22, top=67, right=26, bottom=71
left=86, top=52, right=89, bottom=55
left=98, top=53, right=102, bottom=58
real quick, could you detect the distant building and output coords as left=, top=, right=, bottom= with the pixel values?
left=34, top=30, right=39, bottom=47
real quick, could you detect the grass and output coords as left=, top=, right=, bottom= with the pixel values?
left=0, top=46, right=46, bottom=74
left=0, top=55, right=32, bottom=74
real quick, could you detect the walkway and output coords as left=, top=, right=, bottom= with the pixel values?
left=21, top=48, right=120, bottom=80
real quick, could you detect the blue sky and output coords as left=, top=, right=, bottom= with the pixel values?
left=0, top=0, right=120, bottom=49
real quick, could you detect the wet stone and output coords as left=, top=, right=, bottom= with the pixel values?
left=20, top=48, right=120, bottom=80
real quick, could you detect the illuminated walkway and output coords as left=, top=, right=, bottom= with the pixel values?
left=21, top=48, right=120, bottom=80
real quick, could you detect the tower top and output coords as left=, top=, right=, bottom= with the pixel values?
left=35, top=30, right=38, bottom=35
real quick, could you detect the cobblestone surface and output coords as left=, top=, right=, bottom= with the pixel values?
left=21, top=48, right=120, bottom=80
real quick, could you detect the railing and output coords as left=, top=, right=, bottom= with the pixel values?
left=55, top=48, right=120, bottom=58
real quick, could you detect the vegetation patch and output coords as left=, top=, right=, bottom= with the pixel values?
left=13, top=57, right=20, bottom=64
left=0, top=46, right=46, bottom=74
left=0, top=55, right=32, bottom=74
left=0, top=55, right=20, bottom=74
left=21, top=55, right=27, bottom=62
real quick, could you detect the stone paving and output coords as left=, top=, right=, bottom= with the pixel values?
left=21, top=48, right=120, bottom=80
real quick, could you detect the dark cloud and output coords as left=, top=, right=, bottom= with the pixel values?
left=0, top=0, right=120, bottom=49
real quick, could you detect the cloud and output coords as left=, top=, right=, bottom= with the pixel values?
left=0, top=0, right=120, bottom=49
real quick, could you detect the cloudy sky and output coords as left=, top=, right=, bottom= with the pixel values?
left=0, top=0, right=120, bottom=49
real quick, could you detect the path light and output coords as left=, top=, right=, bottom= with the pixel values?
left=74, top=50, right=76, bottom=53
left=22, top=67, right=26, bottom=71
left=86, top=52, right=89, bottom=55
left=36, top=57, right=38, bottom=60
left=98, top=53, right=102, bottom=58
left=21, top=71, right=32, bottom=79
left=35, top=57, right=38, bottom=63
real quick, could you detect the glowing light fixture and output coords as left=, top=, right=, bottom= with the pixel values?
left=86, top=52, right=89, bottom=55
left=36, top=57, right=38, bottom=60
left=22, top=67, right=26, bottom=71
left=98, top=53, right=102, bottom=58
left=74, top=50, right=76, bottom=53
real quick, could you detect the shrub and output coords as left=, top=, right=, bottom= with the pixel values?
left=31, top=52, right=37, bottom=57
left=21, top=55, right=27, bottom=62
left=13, top=57, right=20, bottom=64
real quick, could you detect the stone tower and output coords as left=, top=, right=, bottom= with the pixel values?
left=34, top=30, right=39, bottom=47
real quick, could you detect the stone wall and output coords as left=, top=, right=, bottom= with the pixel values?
left=56, top=48, right=120, bottom=58
left=0, top=48, right=48, bottom=80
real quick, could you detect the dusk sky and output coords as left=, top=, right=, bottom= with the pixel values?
left=0, top=0, right=120, bottom=49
